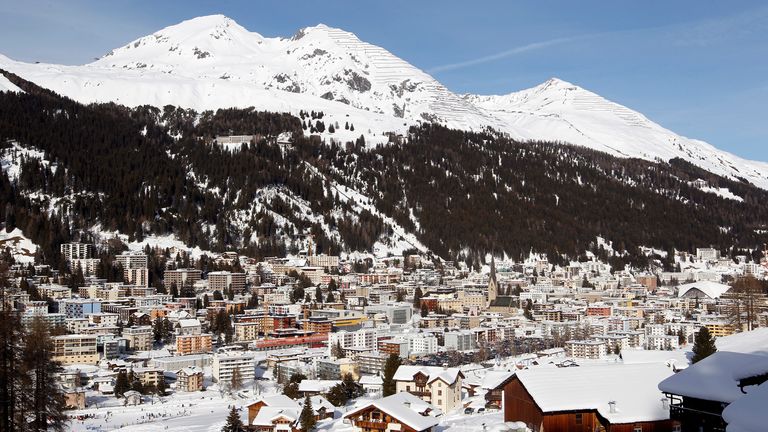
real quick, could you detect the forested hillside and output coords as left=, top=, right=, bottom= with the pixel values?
left=1, top=70, right=766, bottom=270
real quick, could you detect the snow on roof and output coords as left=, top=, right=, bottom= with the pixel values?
left=345, top=392, right=440, bottom=432
left=247, top=394, right=298, bottom=409
left=658, top=352, right=768, bottom=403
left=298, top=379, right=339, bottom=393
left=359, top=375, right=383, bottom=385
left=722, top=381, right=768, bottom=432
left=298, top=395, right=335, bottom=413
left=677, top=281, right=731, bottom=299
left=480, top=370, right=516, bottom=390
left=516, top=363, right=674, bottom=424
left=393, top=365, right=463, bottom=385
left=620, top=348, right=691, bottom=369
left=252, top=406, right=299, bottom=426
left=178, top=318, right=201, bottom=327
left=716, top=328, right=768, bottom=357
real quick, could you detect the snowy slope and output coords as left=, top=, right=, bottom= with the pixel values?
left=0, top=73, right=22, bottom=93
left=465, top=78, right=768, bottom=189
left=0, top=15, right=766, bottom=188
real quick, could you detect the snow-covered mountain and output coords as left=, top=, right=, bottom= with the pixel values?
left=465, top=78, right=768, bottom=189
left=1, top=14, right=766, bottom=188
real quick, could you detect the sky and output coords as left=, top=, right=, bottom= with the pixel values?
left=0, top=0, right=766, bottom=161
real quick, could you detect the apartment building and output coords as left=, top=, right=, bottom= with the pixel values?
left=115, top=252, right=148, bottom=269
left=163, top=269, right=202, bottom=288
left=565, top=339, right=607, bottom=359
left=52, top=334, right=99, bottom=365
left=212, top=351, right=256, bottom=383
left=123, top=326, right=153, bottom=352
left=176, top=367, right=204, bottom=392
left=61, top=242, right=94, bottom=261
left=176, top=333, right=212, bottom=356
left=208, top=271, right=247, bottom=292
left=124, top=268, right=149, bottom=287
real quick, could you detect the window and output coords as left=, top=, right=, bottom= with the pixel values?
left=438, top=390, right=442, bottom=396
left=672, top=425, right=681, bottom=432
left=406, top=386, right=410, bottom=391
left=438, top=400, right=442, bottom=405
left=634, top=427, right=643, bottom=432
left=575, top=413, right=582, bottom=425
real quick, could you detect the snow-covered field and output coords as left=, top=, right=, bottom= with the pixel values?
left=0, top=227, right=37, bottom=263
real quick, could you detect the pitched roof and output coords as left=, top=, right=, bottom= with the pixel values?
left=393, top=366, right=463, bottom=385
left=517, top=363, right=674, bottom=424
left=658, top=351, right=768, bottom=403
left=345, top=392, right=440, bottom=432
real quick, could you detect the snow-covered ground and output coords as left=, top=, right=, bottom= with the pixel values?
left=0, top=227, right=37, bottom=263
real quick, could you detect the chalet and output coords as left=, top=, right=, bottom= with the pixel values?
left=659, top=351, right=768, bottom=432
left=344, top=392, right=441, bottom=432
left=504, top=363, right=677, bottom=432
left=394, top=366, right=464, bottom=413
left=246, top=395, right=300, bottom=432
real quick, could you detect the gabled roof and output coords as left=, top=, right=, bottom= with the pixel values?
left=246, top=394, right=299, bottom=410
left=658, top=351, right=768, bottom=403
left=393, top=366, right=463, bottom=385
left=480, top=370, right=516, bottom=390
left=517, top=363, right=673, bottom=424
left=345, top=392, right=440, bottom=432
left=251, top=406, right=299, bottom=426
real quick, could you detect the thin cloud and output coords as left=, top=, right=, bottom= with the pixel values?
left=427, top=36, right=579, bottom=74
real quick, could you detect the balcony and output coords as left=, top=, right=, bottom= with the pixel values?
left=354, top=420, right=389, bottom=430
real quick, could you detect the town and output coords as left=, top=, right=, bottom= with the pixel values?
left=2, top=235, right=767, bottom=432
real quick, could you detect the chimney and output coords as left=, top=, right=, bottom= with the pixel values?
left=608, top=401, right=616, bottom=413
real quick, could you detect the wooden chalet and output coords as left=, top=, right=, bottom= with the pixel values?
left=504, top=363, right=677, bottom=432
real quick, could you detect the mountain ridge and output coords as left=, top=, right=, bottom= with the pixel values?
left=0, top=14, right=766, bottom=189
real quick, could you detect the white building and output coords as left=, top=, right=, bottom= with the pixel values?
left=328, top=328, right=378, bottom=355
left=115, top=252, right=148, bottom=269
left=212, top=351, right=256, bottom=383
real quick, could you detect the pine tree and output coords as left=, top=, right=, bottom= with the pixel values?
left=325, top=291, right=335, bottom=303
left=23, top=316, right=68, bottom=431
left=413, top=286, right=423, bottom=308
left=114, top=370, right=130, bottom=397
left=382, top=353, right=401, bottom=396
left=222, top=406, right=243, bottom=432
left=231, top=367, right=243, bottom=391
left=692, top=327, right=717, bottom=363
left=299, top=395, right=316, bottom=432
left=156, top=376, right=168, bottom=396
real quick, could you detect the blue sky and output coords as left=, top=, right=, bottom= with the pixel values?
left=1, top=0, right=766, bottom=161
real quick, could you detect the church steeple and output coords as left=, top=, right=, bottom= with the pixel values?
left=488, top=255, right=498, bottom=305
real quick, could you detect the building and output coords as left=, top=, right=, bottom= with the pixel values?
left=444, top=331, right=475, bottom=351
left=70, top=258, right=101, bottom=276
left=176, top=333, right=212, bottom=356
left=565, top=339, right=607, bottom=359
left=317, top=357, right=359, bottom=380
left=677, top=281, right=731, bottom=300
left=208, top=271, right=246, bottom=293
left=365, top=303, right=413, bottom=324
left=61, top=243, right=94, bottom=261
left=357, top=351, right=390, bottom=375
left=394, top=366, right=464, bottom=413
left=505, top=363, right=676, bottom=432
left=328, top=328, right=378, bottom=355
left=176, top=367, right=204, bottom=392
left=163, top=269, right=202, bottom=289
left=123, top=326, right=153, bottom=352
left=212, top=351, right=256, bottom=383
left=344, top=392, right=441, bottom=432
left=124, top=267, right=149, bottom=287
left=52, top=334, right=99, bottom=365
left=246, top=395, right=300, bottom=431
left=115, top=252, right=148, bottom=269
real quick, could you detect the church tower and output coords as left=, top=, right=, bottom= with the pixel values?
left=488, top=255, right=498, bottom=306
